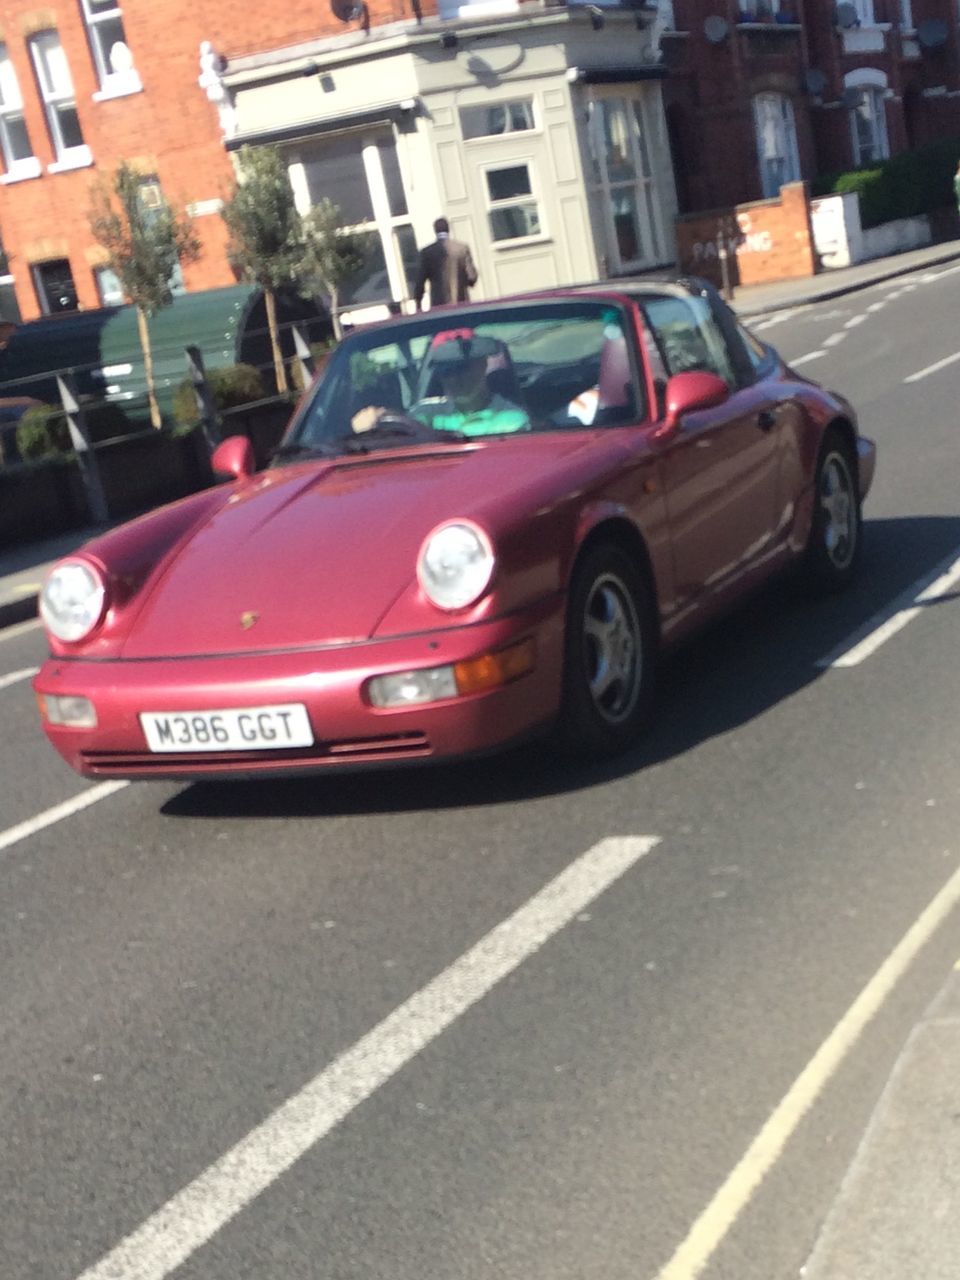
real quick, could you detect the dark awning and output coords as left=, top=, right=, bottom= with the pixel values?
left=574, top=65, right=668, bottom=82
left=226, top=103, right=412, bottom=151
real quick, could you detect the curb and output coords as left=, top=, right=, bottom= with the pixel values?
left=0, top=594, right=39, bottom=631
left=734, top=245, right=960, bottom=317
left=800, top=964, right=960, bottom=1279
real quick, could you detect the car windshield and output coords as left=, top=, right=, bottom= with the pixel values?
left=281, top=299, right=644, bottom=458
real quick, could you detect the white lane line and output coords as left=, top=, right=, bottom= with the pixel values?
left=823, top=333, right=847, bottom=347
left=816, top=547, right=960, bottom=669
left=0, top=617, right=41, bottom=643
left=790, top=351, right=826, bottom=367
left=0, top=666, right=39, bottom=691
left=75, top=834, right=661, bottom=1280
left=866, top=302, right=885, bottom=313
left=903, top=350, right=960, bottom=384
left=655, top=852, right=960, bottom=1280
left=843, top=314, right=866, bottom=329
left=0, top=781, right=129, bottom=857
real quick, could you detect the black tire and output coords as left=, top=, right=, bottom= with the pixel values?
left=803, top=428, right=862, bottom=593
left=557, top=543, right=657, bottom=758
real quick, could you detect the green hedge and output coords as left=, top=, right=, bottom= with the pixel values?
left=16, top=402, right=135, bottom=460
left=172, top=362, right=266, bottom=426
left=812, top=136, right=960, bottom=230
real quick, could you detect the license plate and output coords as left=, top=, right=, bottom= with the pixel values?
left=140, top=704, right=313, bottom=753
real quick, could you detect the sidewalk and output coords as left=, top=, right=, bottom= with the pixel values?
left=732, top=236, right=960, bottom=317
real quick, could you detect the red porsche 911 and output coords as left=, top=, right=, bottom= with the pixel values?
left=34, top=278, right=875, bottom=780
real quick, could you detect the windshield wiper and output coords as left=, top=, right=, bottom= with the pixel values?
left=270, top=440, right=342, bottom=462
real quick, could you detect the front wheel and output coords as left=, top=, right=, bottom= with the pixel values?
left=803, top=429, right=862, bottom=593
left=558, top=544, right=657, bottom=758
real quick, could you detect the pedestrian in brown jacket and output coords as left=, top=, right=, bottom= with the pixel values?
left=414, top=217, right=478, bottom=310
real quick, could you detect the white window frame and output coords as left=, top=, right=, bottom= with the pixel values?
left=482, top=158, right=545, bottom=246
left=0, top=44, right=40, bottom=182
left=845, top=69, right=889, bottom=165
left=851, top=0, right=875, bottom=23
left=81, top=0, right=141, bottom=98
left=29, top=31, right=92, bottom=170
left=459, top=97, right=537, bottom=141
left=752, top=92, right=801, bottom=198
left=287, top=134, right=416, bottom=311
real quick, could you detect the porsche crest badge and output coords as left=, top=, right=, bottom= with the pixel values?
left=240, top=611, right=259, bottom=630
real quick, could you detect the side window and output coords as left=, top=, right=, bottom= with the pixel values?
left=643, top=295, right=736, bottom=387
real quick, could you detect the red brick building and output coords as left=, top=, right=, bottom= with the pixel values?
left=661, top=0, right=960, bottom=214
left=0, top=0, right=434, bottom=321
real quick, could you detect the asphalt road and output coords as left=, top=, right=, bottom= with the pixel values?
left=2, top=266, right=959, bottom=1280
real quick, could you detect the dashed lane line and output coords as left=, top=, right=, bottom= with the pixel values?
left=73, top=834, right=661, bottom=1280
left=790, top=351, right=826, bottom=367
left=816, top=547, right=960, bottom=669
left=0, top=666, right=38, bottom=691
left=903, top=350, right=960, bottom=384
left=0, top=781, right=129, bottom=857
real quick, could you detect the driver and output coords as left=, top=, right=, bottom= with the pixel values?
left=351, top=329, right=530, bottom=437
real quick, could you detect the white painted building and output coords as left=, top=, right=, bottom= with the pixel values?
left=219, top=1, right=679, bottom=321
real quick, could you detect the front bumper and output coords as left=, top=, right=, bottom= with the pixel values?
left=34, top=597, right=566, bottom=779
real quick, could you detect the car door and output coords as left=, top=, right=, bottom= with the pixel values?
left=642, top=292, right=781, bottom=609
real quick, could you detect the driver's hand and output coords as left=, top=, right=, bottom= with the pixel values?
left=351, top=405, right=385, bottom=434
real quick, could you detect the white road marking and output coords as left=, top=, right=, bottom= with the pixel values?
left=790, top=351, right=826, bottom=367
left=0, top=666, right=38, bottom=691
left=866, top=302, right=885, bottom=313
left=816, top=547, right=960, bottom=668
left=0, top=617, right=41, bottom=643
left=75, top=834, right=661, bottom=1280
left=843, top=314, right=866, bottom=329
left=823, top=333, right=847, bottom=347
left=903, top=350, right=960, bottom=384
left=655, top=852, right=960, bottom=1280
left=0, top=781, right=129, bottom=857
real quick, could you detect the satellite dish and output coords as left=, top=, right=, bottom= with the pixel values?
left=331, top=0, right=364, bottom=21
left=917, top=17, right=947, bottom=47
left=805, top=67, right=827, bottom=95
left=840, top=86, right=861, bottom=108
left=835, top=2, right=858, bottom=26
left=704, top=15, right=730, bottom=42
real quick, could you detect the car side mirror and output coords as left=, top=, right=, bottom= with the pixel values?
left=211, top=435, right=255, bottom=482
left=657, top=371, right=730, bottom=438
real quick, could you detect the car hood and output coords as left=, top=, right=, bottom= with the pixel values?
left=119, top=438, right=596, bottom=658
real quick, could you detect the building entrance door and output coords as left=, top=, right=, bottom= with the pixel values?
left=588, top=92, right=664, bottom=274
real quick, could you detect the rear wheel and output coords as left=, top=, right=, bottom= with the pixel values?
left=558, top=543, right=657, bottom=758
left=803, top=428, right=862, bottom=592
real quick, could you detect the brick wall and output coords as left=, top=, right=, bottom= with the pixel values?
left=675, top=181, right=817, bottom=289
left=0, top=0, right=433, bottom=321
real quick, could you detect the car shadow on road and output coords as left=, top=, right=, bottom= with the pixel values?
left=161, top=514, right=960, bottom=822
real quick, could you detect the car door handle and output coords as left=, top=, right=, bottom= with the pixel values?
left=757, top=409, right=777, bottom=432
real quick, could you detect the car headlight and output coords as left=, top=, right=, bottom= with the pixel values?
left=417, top=520, right=495, bottom=611
left=39, top=560, right=107, bottom=642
